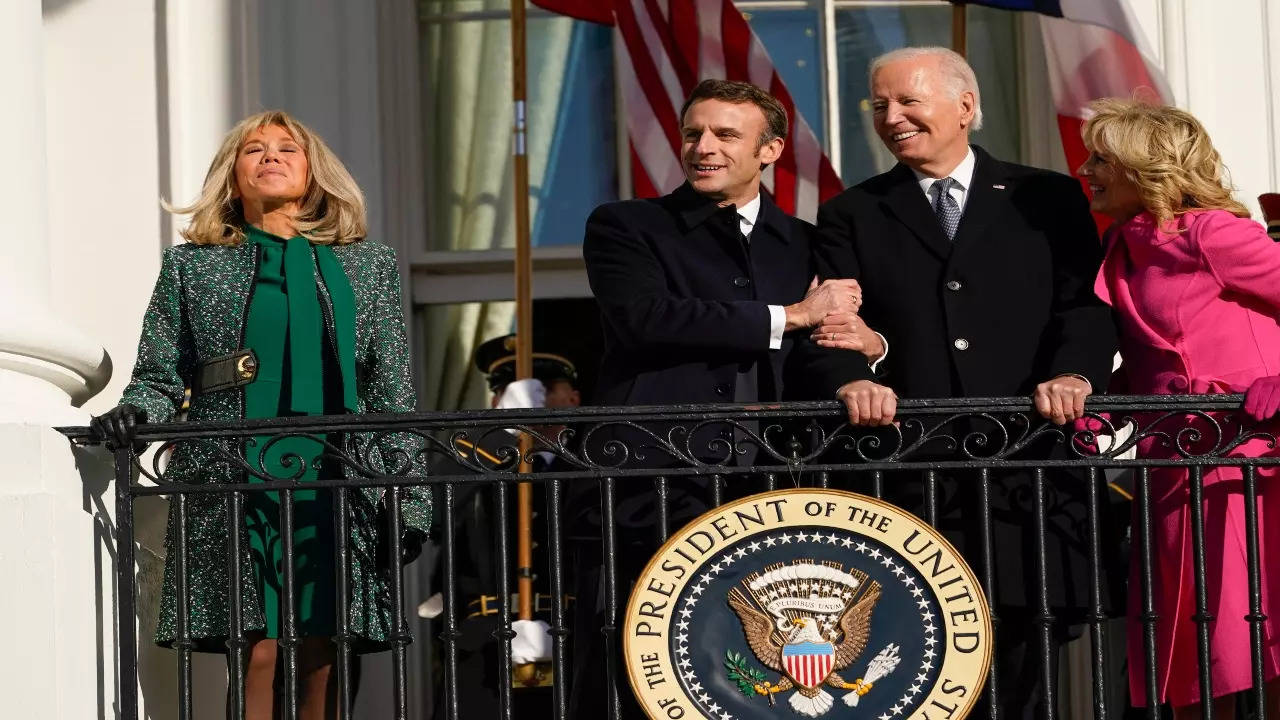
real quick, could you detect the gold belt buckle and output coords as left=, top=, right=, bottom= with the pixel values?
left=236, top=352, right=258, bottom=380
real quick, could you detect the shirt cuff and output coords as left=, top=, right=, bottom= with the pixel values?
left=869, top=332, right=889, bottom=372
left=767, top=305, right=786, bottom=350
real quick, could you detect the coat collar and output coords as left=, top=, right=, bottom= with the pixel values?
left=670, top=181, right=793, bottom=244
left=879, top=144, right=1008, bottom=261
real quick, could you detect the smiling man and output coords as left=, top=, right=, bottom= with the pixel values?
left=811, top=47, right=1119, bottom=720
left=575, top=79, right=879, bottom=718
left=585, top=79, right=874, bottom=413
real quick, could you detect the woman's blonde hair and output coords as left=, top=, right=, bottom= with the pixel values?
left=166, top=110, right=367, bottom=246
left=1081, top=98, right=1248, bottom=227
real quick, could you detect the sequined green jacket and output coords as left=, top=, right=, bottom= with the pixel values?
left=120, top=238, right=430, bottom=652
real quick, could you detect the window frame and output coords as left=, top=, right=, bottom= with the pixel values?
left=410, top=0, right=1018, bottom=306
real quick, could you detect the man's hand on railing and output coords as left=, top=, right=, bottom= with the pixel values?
left=1033, top=375, right=1092, bottom=425
left=1244, top=375, right=1280, bottom=421
left=89, top=403, right=147, bottom=452
left=836, top=380, right=897, bottom=426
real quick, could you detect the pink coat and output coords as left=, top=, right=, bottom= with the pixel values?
left=1096, top=209, right=1280, bottom=706
left=1097, top=209, right=1280, bottom=395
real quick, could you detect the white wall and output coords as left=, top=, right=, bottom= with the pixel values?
left=1128, top=0, right=1280, bottom=218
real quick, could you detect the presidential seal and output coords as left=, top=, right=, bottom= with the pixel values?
left=624, top=489, right=991, bottom=720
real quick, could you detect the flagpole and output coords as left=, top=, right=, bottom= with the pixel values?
left=951, top=1, right=968, bottom=57
left=510, top=0, right=539, bottom=687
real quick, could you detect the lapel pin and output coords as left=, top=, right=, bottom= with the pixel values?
left=992, top=184, right=1006, bottom=190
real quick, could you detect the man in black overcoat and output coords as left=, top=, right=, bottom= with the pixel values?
left=810, top=47, right=1119, bottom=719
left=572, top=79, right=881, bottom=718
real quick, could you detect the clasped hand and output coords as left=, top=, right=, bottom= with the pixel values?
left=812, top=312, right=885, bottom=362
left=784, top=277, right=863, bottom=331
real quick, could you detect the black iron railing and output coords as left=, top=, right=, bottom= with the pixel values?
left=58, top=395, right=1279, bottom=720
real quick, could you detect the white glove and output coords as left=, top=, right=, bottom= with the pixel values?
left=417, top=592, right=444, bottom=619
left=511, top=619, right=552, bottom=664
left=496, top=378, right=546, bottom=410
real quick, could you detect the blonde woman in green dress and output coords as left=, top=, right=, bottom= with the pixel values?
left=92, top=111, right=430, bottom=719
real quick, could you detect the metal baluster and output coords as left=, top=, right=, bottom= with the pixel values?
left=115, top=446, right=139, bottom=720
left=977, top=468, right=1000, bottom=720
left=440, top=483, right=461, bottom=720
left=1084, top=467, right=1108, bottom=720
left=924, top=470, right=939, bottom=526
left=546, top=478, right=569, bottom=719
left=174, top=493, right=193, bottom=720
left=654, top=476, right=669, bottom=545
left=765, top=472, right=778, bottom=491
left=1189, top=465, right=1214, bottom=719
left=1136, top=467, right=1159, bottom=720
left=1243, top=465, right=1267, bottom=720
left=332, top=486, right=353, bottom=720
left=600, top=477, right=622, bottom=720
left=386, top=486, right=409, bottom=720
left=818, top=470, right=830, bottom=490
left=279, top=484, right=300, bottom=720
left=226, top=490, right=248, bottom=720
left=871, top=470, right=883, bottom=499
left=1032, top=468, right=1056, bottom=720
left=494, top=481, right=515, bottom=720
left=710, top=473, right=724, bottom=507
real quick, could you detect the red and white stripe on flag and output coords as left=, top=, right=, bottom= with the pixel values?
left=782, top=646, right=835, bottom=688
left=533, top=0, right=844, bottom=222
left=1037, top=0, right=1171, bottom=227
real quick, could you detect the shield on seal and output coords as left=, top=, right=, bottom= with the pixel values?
left=781, top=641, right=835, bottom=689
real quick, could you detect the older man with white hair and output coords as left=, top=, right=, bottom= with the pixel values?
left=811, top=46, right=1119, bottom=719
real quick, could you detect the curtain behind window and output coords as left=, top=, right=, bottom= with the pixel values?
left=418, top=5, right=574, bottom=410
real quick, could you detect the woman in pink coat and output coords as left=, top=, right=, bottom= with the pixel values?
left=1080, top=98, right=1280, bottom=717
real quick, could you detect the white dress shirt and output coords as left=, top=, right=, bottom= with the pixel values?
left=737, top=194, right=789, bottom=350
left=912, top=146, right=977, bottom=213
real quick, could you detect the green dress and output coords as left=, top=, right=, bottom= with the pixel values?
left=242, top=224, right=358, bottom=638
left=122, top=231, right=431, bottom=652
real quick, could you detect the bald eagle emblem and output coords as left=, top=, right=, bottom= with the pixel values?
left=726, top=560, right=901, bottom=717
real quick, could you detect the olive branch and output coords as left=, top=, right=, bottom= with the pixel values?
left=724, top=650, right=768, bottom=697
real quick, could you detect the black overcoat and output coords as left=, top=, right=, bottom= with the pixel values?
left=584, top=182, right=856, bottom=409
left=813, top=146, right=1120, bottom=612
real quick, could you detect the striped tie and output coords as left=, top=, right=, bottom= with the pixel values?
left=933, top=177, right=961, bottom=240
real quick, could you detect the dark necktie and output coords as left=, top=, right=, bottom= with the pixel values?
left=933, top=177, right=962, bottom=240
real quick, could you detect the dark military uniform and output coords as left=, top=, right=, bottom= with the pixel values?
left=428, top=335, right=580, bottom=719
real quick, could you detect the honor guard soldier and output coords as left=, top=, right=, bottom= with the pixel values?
left=424, top=334, right=580, bottom=718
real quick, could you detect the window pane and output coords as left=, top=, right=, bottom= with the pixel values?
left=419, top=12, right=616, bottom=252
left=835, top=6, right=1020, bottom=184
left=746, top=8, right=825, bottom=146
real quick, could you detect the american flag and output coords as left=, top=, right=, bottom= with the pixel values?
left=531, top=0, right=844, bottom=222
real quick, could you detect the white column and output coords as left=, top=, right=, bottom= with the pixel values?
left=0, top=0, right=110, bottom=424
left=0, top=3, right=115, bottom=719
